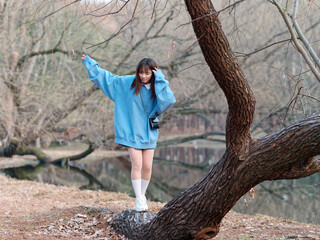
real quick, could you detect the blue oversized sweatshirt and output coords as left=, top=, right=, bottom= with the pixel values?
left=82, top=56, right=176, bottom=149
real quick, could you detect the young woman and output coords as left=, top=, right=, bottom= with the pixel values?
left=81, top=55, right=176, bottom=211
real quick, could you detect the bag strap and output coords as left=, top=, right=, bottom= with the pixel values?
left=140, top=92, right=150, bottom=118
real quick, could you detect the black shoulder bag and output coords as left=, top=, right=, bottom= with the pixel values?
left=140, top=93, right=159, bottom=129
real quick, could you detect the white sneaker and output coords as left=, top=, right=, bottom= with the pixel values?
left=135, top=197, right=146, bottom=212
left=134, top=196, right=148, bottom=212
left=142, top=195, right=148, bottom=211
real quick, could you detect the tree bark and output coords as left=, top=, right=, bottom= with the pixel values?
left=110, top=1, right=320, bottom=239
left=184, top=0, right=256, bottom=163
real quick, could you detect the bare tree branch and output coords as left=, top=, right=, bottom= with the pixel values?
left=86, top=0, right=139, bottom=49
left=52, top=143, right=95, bottom=164
left=16, top=48, right=78, bottom=69
left=235, top=38, right=291, bottom=57
left=272, top=0, right=320, bottom=82
left=35, top=0, right=81, bottom=23
left=175, top=0, right=246, bottom=30
left=151, top=0, right=157, bottom=19
left=86, top=0, right=131, bottom=17
left=292, top=0, right=320, bottom=69
left=157, top=132, right=225, bottom=147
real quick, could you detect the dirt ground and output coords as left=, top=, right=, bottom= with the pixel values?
left=0, top=174, right=319, bottom=240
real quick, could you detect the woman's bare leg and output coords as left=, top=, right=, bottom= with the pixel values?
left=128, top=147, right=154, bottom=211
left=128, top=147, right=143, bottom=180
left=141, top=149, right=154, bottom=199
left=141, top=149, right=154, bottom=181
left=128, top=147, right=142, bottom=207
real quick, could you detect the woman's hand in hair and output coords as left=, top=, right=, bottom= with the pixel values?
left=81, top=54, right=86, bottom=62
left=152, top=67, right=158, bottom=73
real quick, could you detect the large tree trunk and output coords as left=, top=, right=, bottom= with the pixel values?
left=110, top=1, right=320, bottom=239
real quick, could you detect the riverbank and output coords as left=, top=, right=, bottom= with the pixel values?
left=0, top=174, right=319, bottom=240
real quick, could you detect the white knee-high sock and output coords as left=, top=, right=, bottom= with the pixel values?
left=131, top=179, right=142, bottom=199
left=141, top=179, right=150, bottom=196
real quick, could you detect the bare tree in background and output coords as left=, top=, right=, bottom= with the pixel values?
left=107, top=0, right=320, bottom=239
left=0, top=0, right=212, bottom=162
left=237, top=0, right=320, bottom=125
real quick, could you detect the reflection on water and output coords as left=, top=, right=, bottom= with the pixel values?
left=1, top=145, right=319, bottom=224
left=233, top=176, right=320, bottom=224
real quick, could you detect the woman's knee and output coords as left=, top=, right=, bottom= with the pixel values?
left=142, top=162, right=152, bottom=173
left=132, top=162, right=142, bottom=171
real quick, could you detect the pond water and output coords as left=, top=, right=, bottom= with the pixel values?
left=1, top=144, right=319, bottom=224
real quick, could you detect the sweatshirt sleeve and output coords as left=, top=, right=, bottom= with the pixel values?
left=82, top=56, right=119, bottom=102
left=152, top=69, right=176, bottom=117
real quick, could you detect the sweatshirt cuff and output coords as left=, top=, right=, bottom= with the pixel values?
left=154, top=69, right=165, bottom=79
left=82, top=55, right=91, bottom=65
left=83, top=56, right=100, bottom=70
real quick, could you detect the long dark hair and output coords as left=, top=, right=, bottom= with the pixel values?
left=131, top=58, right=157, bottom=98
